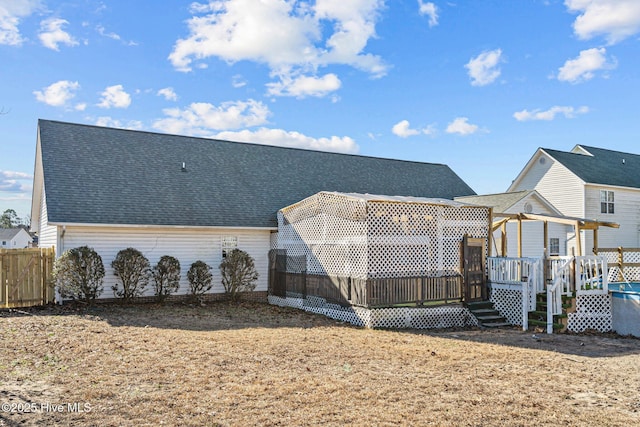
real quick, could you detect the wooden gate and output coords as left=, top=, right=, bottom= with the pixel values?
left=462, top=236, right=486, bottom=302
left=0, top=247, right=55, bottom=308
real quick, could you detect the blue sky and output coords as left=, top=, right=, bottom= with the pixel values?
left=1, top=0, right=640, bottom=222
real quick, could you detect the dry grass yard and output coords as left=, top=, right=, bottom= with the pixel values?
left=1, top=301, right=639, bottom=427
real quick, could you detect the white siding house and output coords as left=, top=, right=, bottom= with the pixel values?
left=0, top=228, right=33, bottom=249
left=456, top=190, right=569, bottom=258
left=509, top=145, right=640, bottom=255
left=31, top=120, right=476, bottom=302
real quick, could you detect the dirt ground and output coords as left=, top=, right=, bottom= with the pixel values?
left=1, top=301, right=639, bottom=426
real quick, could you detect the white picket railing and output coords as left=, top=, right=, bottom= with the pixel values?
left=489, top=255, right=609, bottom=334
left=547, top=257, right=572, bottom=334
left=575, top=256, right=608, bottom=294
left=487, top=257, right=542, bottom=331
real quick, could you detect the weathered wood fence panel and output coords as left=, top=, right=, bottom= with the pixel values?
left=0, top=247, right=55, bottom=308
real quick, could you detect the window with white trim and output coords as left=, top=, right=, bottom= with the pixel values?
left=221, top=236, right=237, bottom=258
left=549, top=238, right=560, bottom=256
left=600, top=190, right=614, bottom=214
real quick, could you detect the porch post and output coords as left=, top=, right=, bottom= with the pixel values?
left=517, top=217, right=523, bottom=258
left=543, top=220, right=548, bottom=257
left=501, top=222, right=507, bottom=256
left=574, top=221, right=582, bottom=256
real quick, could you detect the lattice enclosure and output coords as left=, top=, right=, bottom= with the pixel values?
left=597, top=248, right=640, bottom=282
left=277, top=192, right=490, bottom=280
left=567, top=294, right=612, bottom=333
left=490, top=288, right=522, bottom=325
left=267, top=295, right=478, bottom=329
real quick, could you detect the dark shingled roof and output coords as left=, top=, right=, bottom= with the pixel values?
left=544, top=145, right=640, bottom=189
left=455, top=191, right=531, bottom=213
left=38, top=119, right=476, bottom=228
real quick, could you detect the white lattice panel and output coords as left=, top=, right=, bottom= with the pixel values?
left=278, top=192, right=489, bottom=281
left=567, top=294, right=612, bottom=333
left=490, top=288, right=522, bottom=325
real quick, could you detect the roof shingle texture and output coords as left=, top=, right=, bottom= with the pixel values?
left=39, top=120, right=476, bottom=228
left=545, top=145, right=640, bottom=189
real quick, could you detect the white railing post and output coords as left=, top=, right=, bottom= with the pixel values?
left=522, top=274, right=529, bottom=331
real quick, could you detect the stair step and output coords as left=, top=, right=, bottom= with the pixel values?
left=482, top=321, right=512, bottom=328
left=470, top=308, right=500, bottom=315
left=476, top=315, right=505, bottom=321
left=467, top=301, right=494, bottom=310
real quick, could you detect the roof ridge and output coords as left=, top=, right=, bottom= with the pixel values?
left=38, top=118, right=449, bottom=168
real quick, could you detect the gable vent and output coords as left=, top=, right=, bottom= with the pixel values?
left=524, top=202, right=533, bottom=214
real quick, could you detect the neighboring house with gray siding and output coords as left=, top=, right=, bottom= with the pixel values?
left=31, top=120, right=476, bottom=300
left=508, top=145, right=640, bottom=255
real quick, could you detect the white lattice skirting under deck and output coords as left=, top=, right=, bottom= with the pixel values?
left=490, top=288, right=522, bottom=326
left=567, top=294, right=612, bottom=333
left=268, top=295, right=478, bottom=329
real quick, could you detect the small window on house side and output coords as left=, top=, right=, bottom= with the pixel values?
left=600, top=190, right=614, bottom=214
left=1, top=241, right=5, bottom=246
left=549, top=238, right=560, bottom=256
left=221, top=236, right=238, bottom=258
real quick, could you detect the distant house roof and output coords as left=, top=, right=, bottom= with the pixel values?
left=455, top=191, right=530, bottom=213
left=543, top=145, right=640, bottom=189
left=35, top=120, right=476, bottom=229
left=0, top=228, right=29, bottom=241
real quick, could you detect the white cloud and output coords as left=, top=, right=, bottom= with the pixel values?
left=565, top=0, right=640, bottom=44
left=556, top=47, right=614, bottom=83
left=94, top=117, right=143, bottom=130
left=0, top=170, right=33, bottom=192
left=418, top=1, right=438, bottom=27
left=513, top=105, right=589, bottom=121
left=152, top=99, right=271, bottom=136
left=38, top=17, right=78, bottom=51
left=465, top=49, right=503, bottom=86
left=169, top=0, right=386, bottom=97
left=157, top=87, right=178, bottom=101
left=391, top=120, right=435, bottom=138
left=97, top=85, right=132, bottom=109
left=33, top=80, right=80, bottom=107
left=445, top=117, right=480, bottom=135
left=96, top=24, right=137, bottom=46
left=0, top=0, right=40, bottom=46
left=266, top=73, right=341, bottom=98
left=214, top=128, right=359, bottom=154
left=232, top=74, right=247, bottom=88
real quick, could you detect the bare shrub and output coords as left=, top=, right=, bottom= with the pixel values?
left=219, top=249, right=259, bottom=302
left=53, top=246, right=105, bottom=304
left=151, top=255, right=181, bottom=302
left=112, top=248, right=150, bottom=302
left=187, top=260, right=213, bottom=303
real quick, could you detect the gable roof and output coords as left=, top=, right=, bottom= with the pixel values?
left=455, top=190, right=562, bottom=215
left=35, top=120, right=475, bottom=229
left=543, top=145, right=640, bottom=189
left=455, top=191, right=530, bottom=213
left=0, top=228, right=29, bottom=241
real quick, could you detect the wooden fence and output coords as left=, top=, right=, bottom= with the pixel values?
left=0, top=247, right=56, bottom=308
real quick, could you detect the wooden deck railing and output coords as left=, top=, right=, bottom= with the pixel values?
left=268, top=269, right=462, bottom=308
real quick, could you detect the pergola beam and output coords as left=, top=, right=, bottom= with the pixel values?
left=490, top=211, right=619, bottom=257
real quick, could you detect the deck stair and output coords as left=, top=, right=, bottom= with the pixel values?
left=527, top=293, right=575, bottom=331
left=467, top=301, right=511, bottom=328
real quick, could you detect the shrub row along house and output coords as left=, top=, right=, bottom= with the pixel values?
left=31, top=120, right=478, bottom=305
